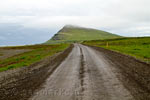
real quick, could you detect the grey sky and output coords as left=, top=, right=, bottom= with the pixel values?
left=0, top=0, right=150, bottom=45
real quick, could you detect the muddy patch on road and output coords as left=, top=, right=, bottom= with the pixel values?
left=79, top=47, right=85, bottom=90
left=78, top=47, right=86, bottom=99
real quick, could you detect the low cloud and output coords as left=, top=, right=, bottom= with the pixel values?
left=0, top=0, right=149, bottom=45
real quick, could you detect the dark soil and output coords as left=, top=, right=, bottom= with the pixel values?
left=0, top=49, right=31, bottom=60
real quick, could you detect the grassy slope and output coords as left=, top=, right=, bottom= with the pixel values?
left=46, top=26, right=121, bottom=44
left=0, top=44, right=69, bottom=71
left=83, top=37, right=150, bottom=63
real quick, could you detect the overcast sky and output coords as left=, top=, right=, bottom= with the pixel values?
left=0, top=0, right=150, bottom=45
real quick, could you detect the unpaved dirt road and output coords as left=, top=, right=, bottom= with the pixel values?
left=29, top=44, right=135, bottom=100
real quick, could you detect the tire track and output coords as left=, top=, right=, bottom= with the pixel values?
left=79, top=44, right=134, bottom=100
left=78, top=47, right=86, bottom=99
left=29, top=44, right=81, bottom=100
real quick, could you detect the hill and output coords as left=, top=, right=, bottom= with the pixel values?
left=45, top=25, right=122, bottom=44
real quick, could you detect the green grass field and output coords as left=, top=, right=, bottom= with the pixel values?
left=83, top=37, right=150, bottom=63
left=0, top=44, right=69, bottom=72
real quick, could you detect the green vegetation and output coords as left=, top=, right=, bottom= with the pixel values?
left=46, top=25, right=121, bottom=44
left=83, top=37, right=150, bottom=63
left=0, top=44, right=69, bottom=72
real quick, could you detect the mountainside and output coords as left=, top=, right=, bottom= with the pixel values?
left=45, top=25, right=122, bottom=44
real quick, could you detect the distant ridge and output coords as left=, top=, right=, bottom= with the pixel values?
left=45, top=25, right=122, bottom=44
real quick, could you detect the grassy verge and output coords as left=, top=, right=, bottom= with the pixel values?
left=0, top=44, right=69, bottom=72
left=83, top=37, right=150, bottom=63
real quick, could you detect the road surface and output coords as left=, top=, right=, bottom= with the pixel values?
left=29, top=44, right=134, bottom=100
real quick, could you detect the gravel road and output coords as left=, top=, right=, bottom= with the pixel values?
left=29, top=44, right=135, bottom=100
left=1, top=44, right=149, bottom=100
